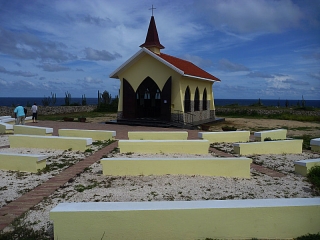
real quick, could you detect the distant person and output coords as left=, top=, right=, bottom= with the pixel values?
left=14, top=104, right=25, bottom=125
left=31, top=102, right=38, bottom=123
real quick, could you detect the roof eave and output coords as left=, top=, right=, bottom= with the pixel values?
left=183, top=74, right=221, bottom=82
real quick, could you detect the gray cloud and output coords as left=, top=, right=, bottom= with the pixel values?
left=247, top=71, right=274, bottom=78
left=0, top=27, right=75, bottom=62
left=218, top=59, right=250, bottom=72
left=38, top=64, right=70, bottom=72
left=84, top=48, right=122, bottom=61
left=0, top=65, right=38, bottom=77
left=82, top=14, right=111, bottom=27
left=309, top=72, right=320, bottom=80
left=197, top=0, right=303, bottom=34
left=182, top=54, right=213, bottom=69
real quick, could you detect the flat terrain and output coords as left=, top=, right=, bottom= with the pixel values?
left=0, top=117, right=319, bottom=237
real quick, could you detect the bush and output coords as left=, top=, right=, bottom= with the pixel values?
left=295, top=232, right=320, bottom=240
left=307, top=166, right=320, bottom=195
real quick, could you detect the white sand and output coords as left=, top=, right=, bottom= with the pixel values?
left=0, top=134, right=319, bottom=236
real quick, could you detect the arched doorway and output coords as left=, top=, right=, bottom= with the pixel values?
left=184, top=86, right=191, bottom=112
left=136, top=77, right=161, bottom=118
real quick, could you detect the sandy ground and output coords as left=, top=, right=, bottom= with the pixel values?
left=0, top=117, right=319, bottom=237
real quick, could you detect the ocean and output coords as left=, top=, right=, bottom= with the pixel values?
left=0, top=97, right=319, bottom=108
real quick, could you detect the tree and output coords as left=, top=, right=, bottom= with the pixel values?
left=101, top=90, right=112, bottom=104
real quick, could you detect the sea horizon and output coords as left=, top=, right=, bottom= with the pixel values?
left=0, top=97, right=319, bottom=108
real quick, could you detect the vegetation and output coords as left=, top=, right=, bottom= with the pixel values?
left=307, top=166, right=320, bottom=195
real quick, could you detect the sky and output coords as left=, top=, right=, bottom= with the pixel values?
left=0, top=0, right=319, bottom=100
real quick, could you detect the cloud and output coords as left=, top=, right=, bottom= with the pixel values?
left=218, top=59, right=250, bottom=72
left=309, top=72, right=320, bottom=80
left=84, top=48, right=122, bottom=61
left=0, top=27, right=75, bottom=62
left=0, top=65, right=38, bottom=77
left=83, top=76, right=103, bottom=84
left=247, top=72, right=274, bottom=78
left=197, top=0, right=303, bottom=34
left=181, top=54, right=213, bottom=69
left=81, top=14, right=111, bottom=27
left=38, top=64, right=70, bottom=72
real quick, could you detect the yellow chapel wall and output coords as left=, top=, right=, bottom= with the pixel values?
left=117, top=54, right=183, bottom=112
left=179, top=77, right=216, bottom=111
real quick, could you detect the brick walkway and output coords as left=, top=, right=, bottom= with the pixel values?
left=0, top=121, right=286, bottom=230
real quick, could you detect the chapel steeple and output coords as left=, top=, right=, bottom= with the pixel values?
left=139, top=15, right=164, bottom=54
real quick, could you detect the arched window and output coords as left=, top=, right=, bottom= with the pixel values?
left=184, top=86, right=191, bottom=112
left=155, top=89, right=161, bottom=99
left=203, top=88, right=207, bottom=110
left=194, top=87, right=200, bottom=111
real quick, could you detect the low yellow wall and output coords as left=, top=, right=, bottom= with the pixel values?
left=233, top=139, right=303, bottom=155
left=254, top=129, right=287, bottom=141
left=101, top=157, right=252, bottom=178
left=59, top=129, right=116, bottom=141
left=0, top=153, right=46, bottom=173
left=50, top=198, right=320, bottom=240
left=118, top=140, right=210, bottom=154
left=0, top=123, right=13, bottom=134
left=9, top=134, right=92, bottom=151
left=128, top=131, right=188, bottom=140
left=294, top=159, right=320, bottom=176
left=198, top=131, right=250, bottom=143
left=14, top=125, right=53, bottom=136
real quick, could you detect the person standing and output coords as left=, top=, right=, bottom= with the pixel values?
left=14, top=104, right=25, bottom=125
left=31, top=102, right=38, bottom=123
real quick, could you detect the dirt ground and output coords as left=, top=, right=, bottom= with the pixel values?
left=87, top=114, right=320, bottom=138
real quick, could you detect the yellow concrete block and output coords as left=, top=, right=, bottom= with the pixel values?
left=310, top=138, right=320, bottom=152
left=50, top=198, right=320, bottom=240
left=254, top=129, right=287, bottom=141
left=198, top=131, right=250, bottom=143
left=294, top=159, right=320, bottom=176
left=0, top=122, right=13, bottom=134
left=0, top=153, right=46, bottom=173
left=118, top=140, right=210, bottom=154
left=233, top=139, right=303, bottom=155
left=14, top=125, right=53, bottom=136
left=128, top=131, right=188, bottom=140
left=59, top=129, right=116, bottom=141
left=101, top=157, right=252, bottom=178
left=9, top=134, right=92, bottom=151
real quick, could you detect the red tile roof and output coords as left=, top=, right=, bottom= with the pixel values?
left=158, top=53, right=220, bottom=82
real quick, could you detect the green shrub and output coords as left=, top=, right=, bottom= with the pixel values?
left=295, top=232, right=320, bottom=240
left=307, top=166, right=320, bottom=195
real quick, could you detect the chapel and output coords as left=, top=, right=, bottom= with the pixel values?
left=109, top=15, right=221, bottom=128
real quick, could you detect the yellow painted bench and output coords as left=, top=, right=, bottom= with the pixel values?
left=294, top=158, right=320, bottom=176
left=59, top=129, right=116, bottom=141
left=14, top=125, right=53, bottom=136
left=118, top=140, right=210, bottom=154
left=128, top=131, right=188, bottom=140
left=254, top=129, right=287, bottom=141
left=0, top=152, right=47, bottom=173
left=9, top=134, right=92, bottom=151
left=0, top=116, right=11, bottom=121
left=101, top=157, right=252, bottom=178
left=233, top=139, right=303, bottom=155
left=310, top=138, right=320, bottom=152
left=198, top=131, right=250, bottom=143
left=50, top=198, right=320, bottom=240
left=0, top=122, right=13, bottom=134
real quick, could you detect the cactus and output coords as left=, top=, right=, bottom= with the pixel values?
left=82, top=94, right=87, bottom=106
left=51, top=92, right=57, bottom=106
left=65, top=91, right=71, bottom=106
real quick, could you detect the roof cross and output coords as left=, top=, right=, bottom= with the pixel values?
left=149, top=5, right=156, bottom=16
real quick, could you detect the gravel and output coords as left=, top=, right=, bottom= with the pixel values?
left=0, top=134, right=319, bottom=236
